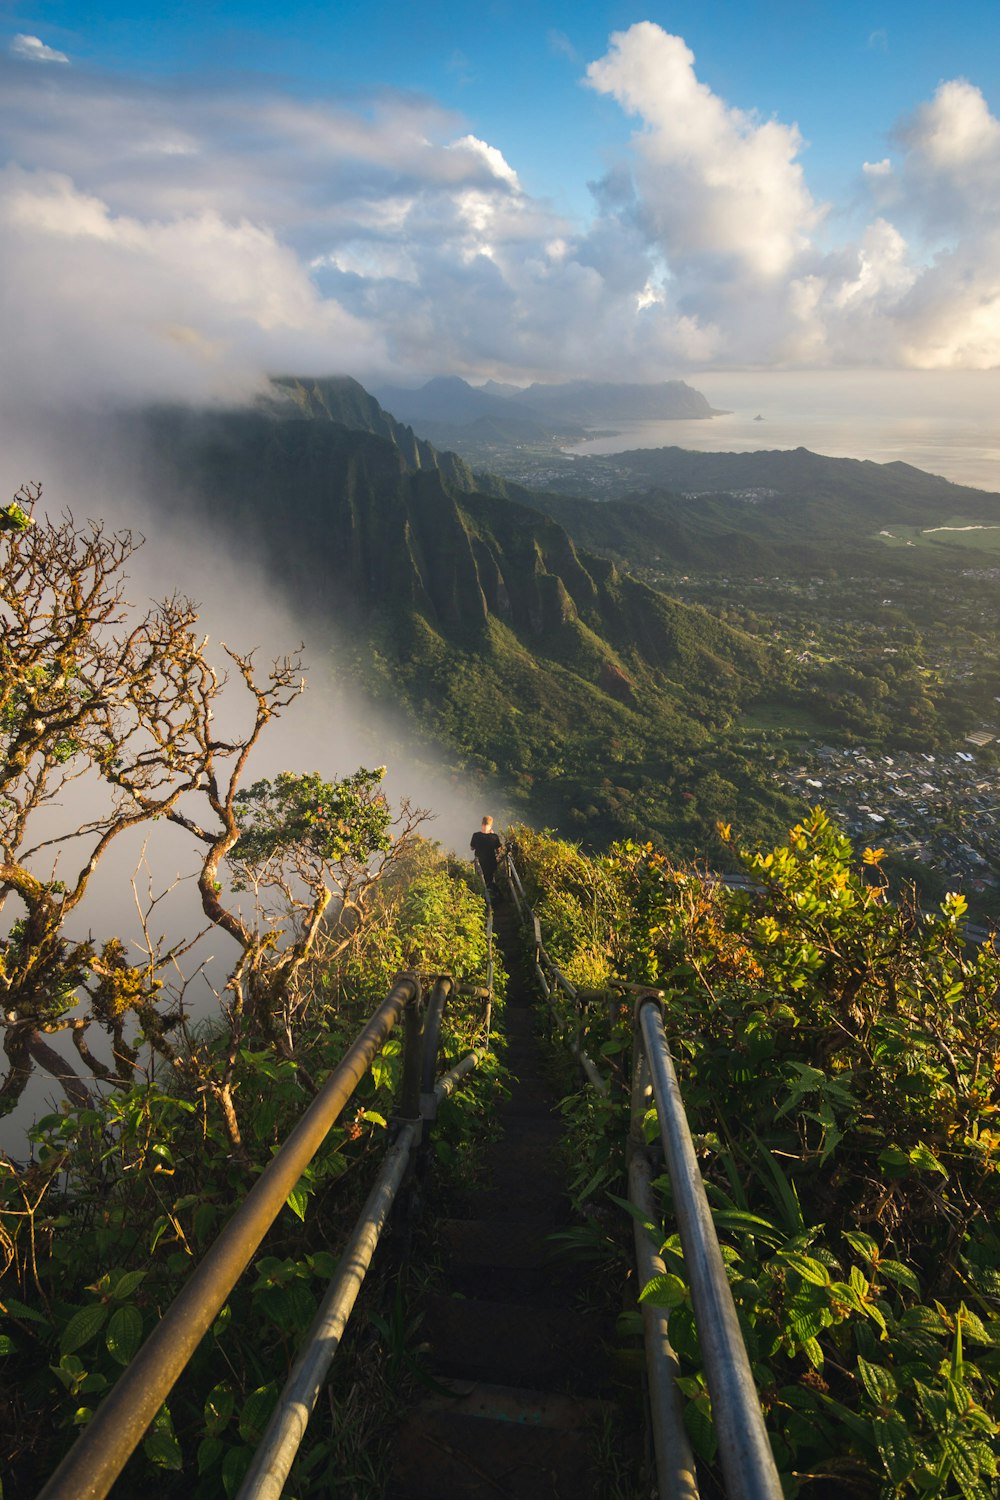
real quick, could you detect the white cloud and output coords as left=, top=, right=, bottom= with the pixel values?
left=892, top=78, right=1000, bottom=237
left=447, top=135, right=520, bottom=190
left=903, top=78, right=1000, bottom=170
left=0, top=165, right=384, bottom=408
left=10, top=33, right=69, bottom=64
left=1, top=27, right=1000, bottom=396
left=581, top=25, right=1000, bottom=370
left=586, top=23, right=822, bottom=281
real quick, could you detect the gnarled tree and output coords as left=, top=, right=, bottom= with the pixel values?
left=1, top=486, right=415, bottom=1147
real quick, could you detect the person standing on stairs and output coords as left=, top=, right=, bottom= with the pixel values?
left=470, top=814, right=503, bottom=896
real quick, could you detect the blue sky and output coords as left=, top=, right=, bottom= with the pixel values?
left=2, top=1, right=1000, bottom=400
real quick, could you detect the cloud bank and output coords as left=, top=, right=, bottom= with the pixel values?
left=2, top=22, right=1000, bottom=404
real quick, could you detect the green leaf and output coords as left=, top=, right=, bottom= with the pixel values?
left=914, top=1379, right=949, bottom=1429
left=221, top=1445, right=253, bottom=1498
left=816, top=1391, right=875, bottom=1444
left=3, top=1296, right=49, bottom=1326
left=802, top=1336, right=824, bottom=1369
left=607, top=1192, right=658, bottom=1236
left=856, top=1356, right=898, bottom=1406
left=60, top=1303, right=109, bottom=1356
left=878, top=1260, right=921, bottom=1295
left=105, top=1306, right=143, bottom=1367
left=197, top=1436, right=224, bottom=1477
left=843, top=1229, right=879, bottom=1262
left=781, top=1252, right=831, bottom=1286
left=109, top=1270, right=146, bottom=1302
left=0, top=1335, right=16, bottom=1356
left=877, top=1144, right=910, bottom=1177
left=711, top=1208, right=784, bottom=1246
left=954, top=1308, right=995, bottom=1346
left=238, top=1382, right=278, bottom=1444
left=204, top=1382, right=236, bottom=1437
left=684, top=1395, right=717, bottom=1463
left=360, top=1110, right=387, bottom=1128
left=638, top=1273, right=688, bottom=1309
left=143, top=1429, right=183, bottom=1471
left=873, top=1413, right=917, bottom=1484
left=909, top=1142, right=948, bottom=1178
left=900, top=1305, right=948, bottom=1338
left=827, top=1278, right=869, bottom=1314
left=285, top=1183, right=309, bottom=1223
left=787, top=1307, right=826, bottom=1346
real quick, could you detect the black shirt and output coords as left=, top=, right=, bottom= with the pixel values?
left=470, top=830, right=502, bottom=878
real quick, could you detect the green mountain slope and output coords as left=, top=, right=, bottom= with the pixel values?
left=511, top=446, right=1000, bottom=576
left=138, top=397, right=788, bottom=850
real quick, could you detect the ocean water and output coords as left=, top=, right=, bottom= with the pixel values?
left=564, top=369, right=1000, bottom=494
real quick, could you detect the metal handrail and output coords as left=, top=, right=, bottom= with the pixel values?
left=635, top=998, right=782, bottom=1500
left=38, top=978, right=420, bottom=1500
left=237, top=1121, right=419, bottom=1500
left=505, top=845, right=778, bottom=1498
left=629, top=1151, right=699, bottom=1500
left=237, top=993, right=491, bottom=1500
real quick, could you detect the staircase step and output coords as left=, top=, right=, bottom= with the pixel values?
left=420, top=1295, right=610, bottom=1393
left=386, top=1384, right=607, bottom=1500
left=438, top=1217, right=558, bottom=1271
left=422, top=1378, right=606, bottom=1428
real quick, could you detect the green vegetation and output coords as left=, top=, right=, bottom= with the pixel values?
left=7, top=418, right=1000, bottom=1494
left=513, top=816, right=1000, bottom=1497
left=0, top=494, right=503, bottom=1497
left=130, top=386, right=1000, bottom=907
left=1, top=834, right=500, bottom=1497
left=878, top=521, right=1000, bottom=556
left=140, top=404, right=799, bottom=856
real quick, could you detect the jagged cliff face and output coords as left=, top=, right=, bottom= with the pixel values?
left=264, top=375, right=475, bottom=490
left=141, top=404, right=767, bottom=717
left=130, top=382, right=784, bottom=852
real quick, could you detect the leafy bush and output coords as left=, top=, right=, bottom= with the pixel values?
left=1, top=840, right=501, bottom=1497
left=516, top=812, right=1000, bottom=1497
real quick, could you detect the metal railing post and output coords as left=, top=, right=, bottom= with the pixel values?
left=629, top=1151, right=700, bottom=1500
left=637, top=999, right=782, bottom=1500
left=420, top=977, right=451, bottom=1124
left=397, top=978, right=425, bottom=1130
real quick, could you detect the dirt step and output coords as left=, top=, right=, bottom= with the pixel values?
left=386, top=1382, right=608, bottom=1500
left=420, top=1294, right=612, bottom=1394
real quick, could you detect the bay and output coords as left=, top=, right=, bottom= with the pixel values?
left=564, top=369, right=1000, bottom=494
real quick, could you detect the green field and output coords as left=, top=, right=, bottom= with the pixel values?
left=737, top=700, right=829, bottom=736
left=876, top=517, right=1000, bottom=555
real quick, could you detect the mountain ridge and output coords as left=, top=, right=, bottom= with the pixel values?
left=133, top=383, right=783, bottom=847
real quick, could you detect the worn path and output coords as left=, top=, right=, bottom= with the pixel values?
left=385, top=892, right=624, bottom=1500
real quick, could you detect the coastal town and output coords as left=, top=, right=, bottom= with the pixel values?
left=772, top=742, right=1000, bottom=901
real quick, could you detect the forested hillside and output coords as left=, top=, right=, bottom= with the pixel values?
left=136, top=392, right=793, bottom=853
